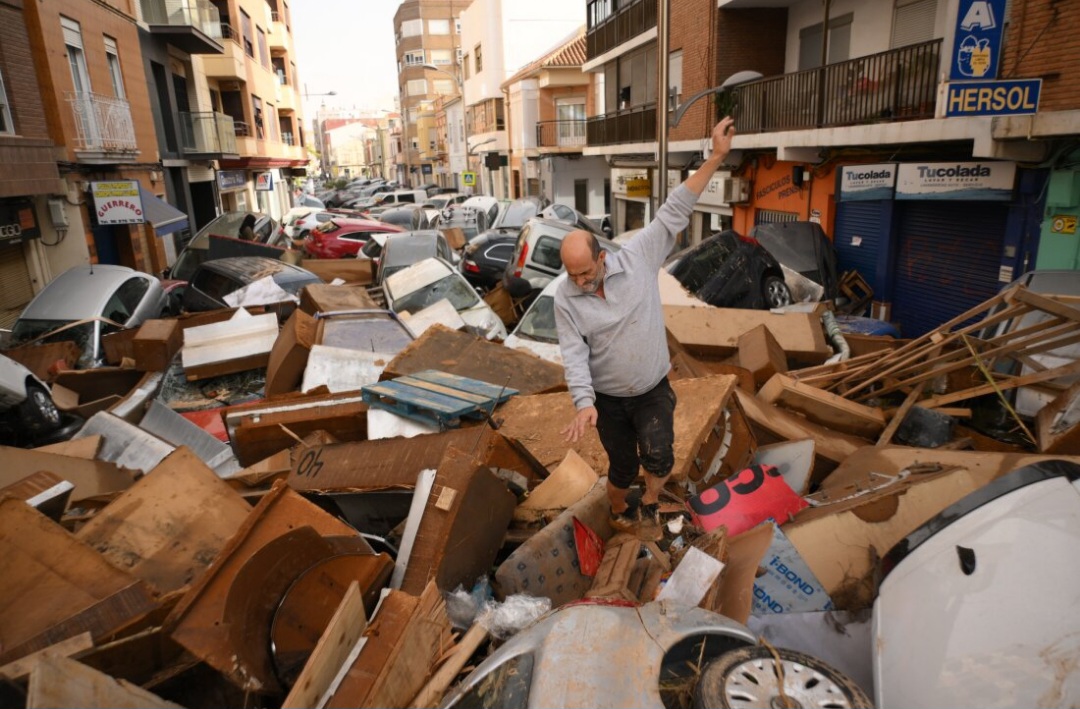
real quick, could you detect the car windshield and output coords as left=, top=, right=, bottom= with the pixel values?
left=381, top=210, right=417, bottom=228
left=393, top=274, right=479, bottom=314
left=320, top=316, right=413, bottom=353
left=496, top=202, right=540, bottom=230
left=516, top=295, right=558, bottom=343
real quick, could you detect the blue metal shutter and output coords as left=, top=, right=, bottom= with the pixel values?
left=834, top=200, right=884, bottom=294
left=891, top=201, right=1008, bottom=337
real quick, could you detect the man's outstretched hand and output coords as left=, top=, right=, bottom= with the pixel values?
left=562, top=406, right=598, bottom=443
left=711, top=116, right=736, bottom=162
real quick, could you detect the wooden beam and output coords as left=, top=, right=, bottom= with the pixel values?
left=408, top=623, right=488, bottom=709
left=921, top=359, right=1080, bottom=409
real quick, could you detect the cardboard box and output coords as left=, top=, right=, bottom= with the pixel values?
left=738, top=324, right=788, bottom=388
left=299, top=258, right=375, bottom=285
left=441, top=227, right=466, bottom=251
left=299, top=283, right=379, bottom=316
left=265, top=308, right=318, bottom=396
left=483, top=285, right=516, bottom=327
left=665, top=304, right=830, bottom=364
left=132, top=319, right=182, bottom=372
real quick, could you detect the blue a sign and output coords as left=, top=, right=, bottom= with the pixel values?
left=217, top=170, right=246, bottom=192
left=950, top=0, right=1007, bottom=81
left=946, top=79, right=1042, bottom=117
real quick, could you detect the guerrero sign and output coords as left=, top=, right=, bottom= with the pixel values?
left=91, top=181, right=145, bottom=225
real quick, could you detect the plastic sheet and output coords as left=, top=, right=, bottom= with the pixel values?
left=476, top=593, right=552, bottom=640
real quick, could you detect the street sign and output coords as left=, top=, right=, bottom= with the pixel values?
left=461, top=171, right=476, bottom=187
left=945, top=79, right=1041, bottom=117
left=950, top=0, right=1007, bottom=81
left=91, top=181, right=144, bottom=225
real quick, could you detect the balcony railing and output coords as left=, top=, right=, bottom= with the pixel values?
left=732, top=39, right=942, bottom=134
left=282, top=131, right=295, bottom=146
left=66, top=92, right=137, bottom=152
left=140, top=0, right=222, bottom=40
left=220, top=23, right=241, bottom=46
left=586, top=0, right=657, bottom=60
left=586, top=103, right=656, bottom=146
left=179, top=111, right=237, bottom=155
left=233, top=120, right=251, bottom=137
left=537, top=119, right=587, bottom=148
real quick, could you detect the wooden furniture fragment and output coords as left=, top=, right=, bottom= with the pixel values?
left=27, top=655, right=182, bottom=709
left=362, top=370, right=519, bottom=429
left=758, top=374, right=885, bottom=439
left=0, top=498, right=157, bottom=665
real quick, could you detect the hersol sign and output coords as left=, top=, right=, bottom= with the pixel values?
left=91, top=181, right=145, bottom=224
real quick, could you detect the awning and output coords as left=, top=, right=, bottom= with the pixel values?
left=139, top=185, right=190, bottom=236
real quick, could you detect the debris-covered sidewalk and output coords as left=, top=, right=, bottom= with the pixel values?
left=0, top=271, right=1077, bottom=709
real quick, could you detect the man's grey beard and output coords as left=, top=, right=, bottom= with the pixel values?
left=578, top=261, right=604, bottom=294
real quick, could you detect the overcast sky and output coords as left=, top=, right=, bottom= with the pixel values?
left=292, top=1, right=401, bottom=117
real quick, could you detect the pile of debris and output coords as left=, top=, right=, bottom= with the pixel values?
left=0, top=263, right=1077, bottom=709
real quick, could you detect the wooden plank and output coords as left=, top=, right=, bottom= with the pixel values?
left=0, top=632, right=93, bottom=682
left=363, top=381, right=476, bottom=416
left=406, top=370, right=518, bottom=401
left=664, top=305, right=831, bottom=363
left=0, top=444, right=135, bottom=503
left=1012, top=286, right=1080, bottom=323
left=0, top=498, right=157, bottom=665
left=922, top=358, right=1080, bottom=409
left=877, top=381, right=927, bottom=447
left=758, top=374, right=885, bottom=439
left=409, top=623, right=488, bottom=709
left=27, top=654, right=182, bottom=709
left=282, top=581, right=368, bottom=709
left=394, top=376, right=494, bottom=406
left=75, top=447, right=252, bottom=597
left=34, top=435, right=103, bottom=460
left=1037, top=380, right=1080, bottom=454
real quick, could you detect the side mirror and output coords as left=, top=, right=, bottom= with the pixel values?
left=505, top=276, right=533, bottom=299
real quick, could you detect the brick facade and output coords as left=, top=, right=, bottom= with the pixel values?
left=1000, top=0, right=1080, bottom=113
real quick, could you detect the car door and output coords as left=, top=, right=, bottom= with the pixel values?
left=527, top=233, right=566, bottom=284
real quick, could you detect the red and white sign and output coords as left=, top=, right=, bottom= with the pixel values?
left=91, top=181, right=144, bottom=225
left=686, top=464, right=808, bottom=537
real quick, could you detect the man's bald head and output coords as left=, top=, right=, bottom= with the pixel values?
left=562, top=229, right=606, bottom=293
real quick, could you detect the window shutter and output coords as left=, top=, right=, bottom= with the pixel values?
left=891, top=0, right=937, bottom=48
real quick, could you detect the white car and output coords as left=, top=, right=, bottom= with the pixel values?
left=0, top=353, right=62, bottom=439
left=383, top=257, right=507, bottom=341
left=504, top=273, right=564, bottom=364
left=283, top=208, right=336, bottom=239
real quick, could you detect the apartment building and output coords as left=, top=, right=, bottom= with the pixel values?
left=393, top=0, right=472, bottom=188
left=583, top=0, right=1080, bottom=337
left=501, top=28, right=610, bottom=215
left=137, top=0, right=234, bottom=263
left=23, top=0, right=171, bottom=275
left=458, top=0, right=582, bottom=198
left=199, top=0, right=307, bottom=222
left=0, top=0, right=67, bottom=323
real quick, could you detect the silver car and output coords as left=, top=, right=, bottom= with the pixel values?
left=0, top=353, right=61, bottom=439
left=11, top=265, right=167, bottom=367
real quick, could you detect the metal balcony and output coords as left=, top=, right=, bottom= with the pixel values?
left=731, top=39, right=942, bottom=134
left=586, top=0, right=657, bottom=60
left=179, top=111, right=238, bottom=157
left=537, top=119, right=587, bottom=149
left=140, top=0, right=223, bottom=54
left=586, top=103, right=656, bottom=146
left=66, top=92, right=138, bottom=155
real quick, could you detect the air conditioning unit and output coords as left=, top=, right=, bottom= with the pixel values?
left=723, top=177, right=749, bottom=204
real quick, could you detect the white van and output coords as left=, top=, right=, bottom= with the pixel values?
left=377, top=189, right=428, bottom=206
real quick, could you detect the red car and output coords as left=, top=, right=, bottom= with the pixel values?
left=301, top=217, right=404, bottom=259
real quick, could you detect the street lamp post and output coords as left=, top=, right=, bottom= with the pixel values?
left=423, top=63, right=470, bottom=191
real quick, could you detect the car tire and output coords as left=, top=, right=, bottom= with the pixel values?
left=20, top=382, right=62, bottom=433
left=695, top=646, right=872, bottom=709
left=763, top=276, right=792, bottom=309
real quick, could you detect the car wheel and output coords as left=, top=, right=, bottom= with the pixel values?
left=695, top=646, right=871, bottom=709
left=20, top=382, right=62, bottom=433
left=763, top=276, right=792, bottom=309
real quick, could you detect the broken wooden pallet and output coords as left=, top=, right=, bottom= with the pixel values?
left=361, top=370, right=518, bottom=428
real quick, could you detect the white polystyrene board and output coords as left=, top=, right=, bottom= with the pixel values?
left=401, top=298, right=466, bottom=339
left=301, top=345, right=393, bottom=394
left=751, top=523, right=833, bottom=616
left=657, top=546, right=724, bottom=607
left=389, top=468, right=437, bottom=590
left=752, top=439, right=816, bottom=496
left=366, top=408, right=439, bottom=440
left=658, top=269, right=710, bottom=307
left=223, top=275, right=296, bottom=308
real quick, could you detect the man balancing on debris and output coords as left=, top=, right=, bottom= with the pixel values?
left=555, top=115, right=737, bottom=531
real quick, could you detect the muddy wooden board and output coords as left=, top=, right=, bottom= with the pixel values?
left=0, top=632, right=93, bottom=682
left=166, top=481, right=360, bottom=695
left=299, top=283, right=379, bottom=316
left=497, top=375, right=740, bottom=481
left=226, top=391, right=369, bottom=467
left=287, top=426, right=543, bottom=493
left=400, top=446, right=516, bottom=595
left=382, top=324, right=566, bottom=396
left=0, top=445, right=135, bottom=504
left=298, top=258, right=376, bottom=286
left=0, top=498, right=156, bottom=665
left=664, top=304, right=831, bottom=364
left=326, top=583, right=452, bottom=708
left=734, top=389, right=865, bottom=483
left=758, top=374, right=886, bottom=439
left=27, top=654, right=183, bottom=709
left=75, top=448, right=252, bottom=597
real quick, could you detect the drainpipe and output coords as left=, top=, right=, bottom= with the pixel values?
left=502, top=85, right=512, bottom=198
left=656, top=0, right=670, bottom=212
